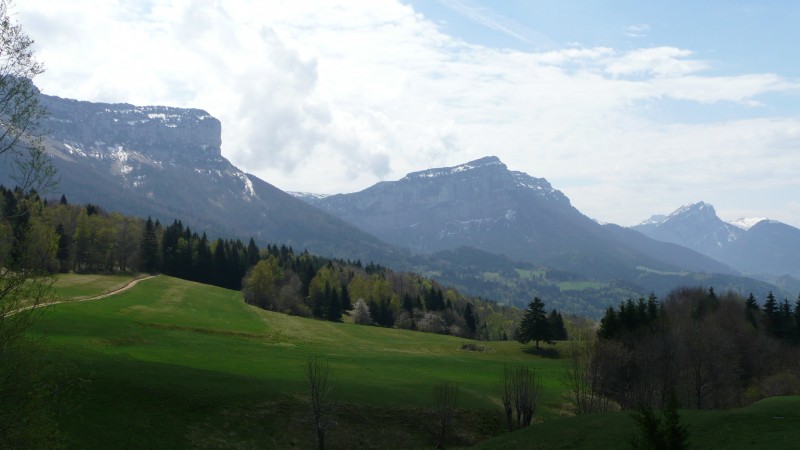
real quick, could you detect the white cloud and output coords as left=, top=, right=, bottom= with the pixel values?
left=625, top=24, right=650, bottom=38
left=16, top=0, right=800, bottom=227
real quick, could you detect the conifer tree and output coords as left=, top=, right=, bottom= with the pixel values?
left=548, top=309, right=568, bottom=341
left=326, top=288, right=342, bottom=322
left=463, top=302, right=477, bottom=336
left=140, top=216, right=159, bottom=273
left=745, top=293, right=760, bottom=328
left=515, top=297, right=552, bottom=349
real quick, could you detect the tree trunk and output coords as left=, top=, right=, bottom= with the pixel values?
left=317, top=427, right=325, bottom=450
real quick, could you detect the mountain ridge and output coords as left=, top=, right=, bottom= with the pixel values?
left=309, top=157, right=737, bottom=281
left=634, top=202, right=800, bottom=280
left=0, top=92, right=407, bottom=265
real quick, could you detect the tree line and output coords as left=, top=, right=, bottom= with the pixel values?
left=241, top=247, right=510, bottom=339
left=1, top=188, right=523, bottom=340
left=568, top=287, right=800, bottom=414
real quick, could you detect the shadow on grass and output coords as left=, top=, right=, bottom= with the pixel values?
left=522, top=346, right=561, bottom=359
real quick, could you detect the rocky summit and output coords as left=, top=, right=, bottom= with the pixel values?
left=308, top=156, right=730, bottom=280
left=634, top=202, right=800, bottom=281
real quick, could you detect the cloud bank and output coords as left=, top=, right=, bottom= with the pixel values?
left=18, top=0, right=800, bottom=227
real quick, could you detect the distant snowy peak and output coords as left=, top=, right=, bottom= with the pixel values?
left=638, top=214, right=667, bottom=227
left=668, top=201, right=716, bottom=219
left=402, top=156, right=505, bottom=181
left=728, top=217, right=768, bottom=230
left=288, top=192, right=329, bottom=203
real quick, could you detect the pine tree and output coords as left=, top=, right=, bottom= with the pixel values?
left=794, top=294, right=800, bottom=340
left=339, top=282, right=351, bottom=311
left=140, top=216, right=159, bottom=273
left=326, top=288, right=342, bottom=322
left=463, top=303, right=477, bottom=336
left=745, top=293, right=760, bottom=328
left=515, top=297, right=552, bottom=349
left=598, top=306, right=619, bottom=339
left=763, top=291, right=779, bottom=336
left=548, top=309, right=568, bottom=341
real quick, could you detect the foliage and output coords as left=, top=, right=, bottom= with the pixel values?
left=0, top=2, right=63, bottom=446
left=515, top=297, right=553, bottom=348
left=351, top=298, right=372, bottom=325
left=591, top=286, right=800, bottom=411
left=630, top=392, right=689, bottom=450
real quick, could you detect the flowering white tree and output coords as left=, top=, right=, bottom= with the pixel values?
left=352, top=298, right=372, bottom=325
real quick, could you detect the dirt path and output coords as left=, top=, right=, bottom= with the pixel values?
left=7, top=274, right=158, bottom=316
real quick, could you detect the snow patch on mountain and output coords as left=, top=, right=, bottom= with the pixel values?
left=403, top=156, right=505, bottom=181
left=288, top=192, right=329, bottom=202
left=729, top=217, right=767, bottom=230
left=237, top=172, right=257, bottom=200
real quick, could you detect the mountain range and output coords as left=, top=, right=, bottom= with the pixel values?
left=0, top=93, right=405, bottom=265
left=634, top=202, right=800, bottom=288
left=2, top=90, right=794, bottom=315
left=303, top=156, right=735, bottom=281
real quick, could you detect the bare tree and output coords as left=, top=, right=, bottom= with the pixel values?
left=565, top=341, right=613, bottom=414
left=500, top=365, right=541, bottom=431
left=305, top=356, right=335, bottom=450
left=433, top=382, right=459, bottom=449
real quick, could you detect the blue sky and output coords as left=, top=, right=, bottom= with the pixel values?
left=17, top=0, right=800, bottom=227
left=412, top=1, right=800, bottom=75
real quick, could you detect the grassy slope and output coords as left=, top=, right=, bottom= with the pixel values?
left=31, top=275, right=570, bottom=449
left=51, top=273, right=143, bottom=300
left=470, top=396, right=800, bottom=450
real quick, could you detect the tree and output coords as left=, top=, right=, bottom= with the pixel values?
left=463, top=302, right=477, bottom=337
left=548, top=309, right=568, bottom=341
left=352, top=298, right=372, bottom=325
left=433, top=382, right=459, bottom=449
left=140, top=216, right=159, bottom=273
left=242, top=256, right=284, bottom=310
left=744, top=293, right=759, bottom=328
left=305, top=356, right=335, bottom=450
left=515, top=297, right=552, bottom=349
left=0, top=1, right=61, bottom=445
left=630, top=391, right=689, bottom=450
left=501, top=364, right=541, bottom=431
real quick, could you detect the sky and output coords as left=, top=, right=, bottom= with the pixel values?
left=16, top=0, right=800, bottom=227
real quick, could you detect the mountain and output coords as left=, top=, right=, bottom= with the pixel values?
left=0, top=93, right=404, bottom=264
left=307, top=156, right=736, bottom=281
left=633, top=202, right=743, bottom=258
left=634, top=202, right=800, bottom=280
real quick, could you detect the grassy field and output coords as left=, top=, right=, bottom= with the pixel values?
left=30, top=274, right=800, bottom=448
left=30, top=275, right=572, bottom=449
left=471, top=395, right=800, bottom=449
left=51, top=273, right=142, bottom=300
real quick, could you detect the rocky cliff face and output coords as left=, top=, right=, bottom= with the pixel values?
left=0, top=93, right=402, bottom=264
left=41, top=95, right=222, bottom=164
left=310, top=156, right=730, bottom=280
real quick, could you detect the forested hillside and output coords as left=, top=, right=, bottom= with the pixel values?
left=0, top=187, right=523, bottom=340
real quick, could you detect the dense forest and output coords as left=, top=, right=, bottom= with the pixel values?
left=569, top=287, right=800, bottom=414
left=1, top=187, right=531, bottom=340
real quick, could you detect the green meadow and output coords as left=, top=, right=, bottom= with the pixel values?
left=31, top=275, right=570, bottom=449
left=472, top=395, right=800, bottom=449
left=28, top=274, right=800, bottom=448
